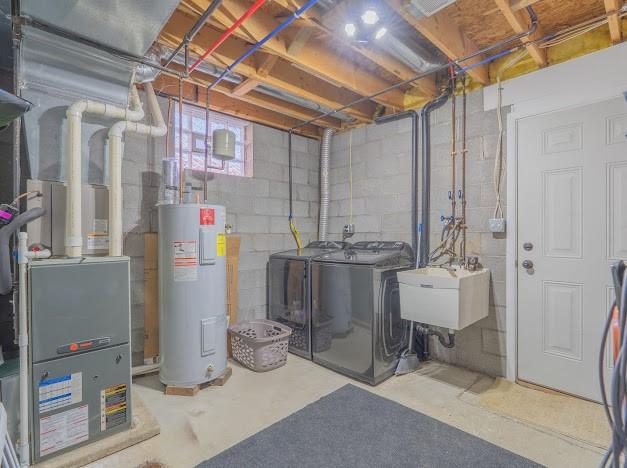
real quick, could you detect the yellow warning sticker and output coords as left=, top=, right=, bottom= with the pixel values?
left=217, top=233, right=226, bottom=257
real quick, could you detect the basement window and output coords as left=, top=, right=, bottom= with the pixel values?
left=172, top=101, right=253, bottom=177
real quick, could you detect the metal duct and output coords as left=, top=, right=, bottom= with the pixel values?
left=20, top=0, right=179, bottom=58
left=19, top=0, right=179, bottom=185
left=318, top=128, right=332, bottom=241
left=162, top=46, right=355, bottom=122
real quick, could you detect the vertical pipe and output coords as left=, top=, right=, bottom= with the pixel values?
left=17, top=231, right=28, bottom=466
left=178, top=79, right=184, bottom=204
left=108, top=133, right=124, bottom=256
left=461, top=77, right=467, bottom=263
left=65, top=110, right=83, bottom=257
left=419, top=87, right=452, bottom=268
left=319, top=128, right=332, bottom=241
left=204, top=86, right=210, bottom=202
left=450, top=73, right=457, bottom=223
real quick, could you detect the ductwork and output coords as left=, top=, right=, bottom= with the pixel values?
left=108, top=82, right=167, bottom=256
left=319, top=128, right=333, bottom=241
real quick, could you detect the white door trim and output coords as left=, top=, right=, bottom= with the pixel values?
left=497, top=44, right=627, bottom=381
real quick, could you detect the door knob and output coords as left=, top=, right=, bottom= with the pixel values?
left=521, top=260, right=534, bottom=269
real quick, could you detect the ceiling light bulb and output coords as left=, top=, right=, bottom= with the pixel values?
left=374, top=27, right=387, bottom=40
left=361, top=9, right=379, bottom=25
left=344, top=23, right=356, bottom=37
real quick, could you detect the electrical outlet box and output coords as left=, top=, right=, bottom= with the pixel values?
left=489, top=218, right=506, bottom=233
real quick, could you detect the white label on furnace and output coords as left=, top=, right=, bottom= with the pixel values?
left=39, top=404, right=89, bottom=457
left=38, top=372, right=83, bottom=413
left=173, top=240, right=198, bottom=282
left=87, top=218, right=109, bottom=250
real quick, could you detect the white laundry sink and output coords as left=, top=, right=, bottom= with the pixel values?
left=397, top=267, right=490, bottom=330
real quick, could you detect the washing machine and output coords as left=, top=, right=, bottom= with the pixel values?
left=311, top=241, right=413, bottom=385
left=268, top=241, right=349, bottom=360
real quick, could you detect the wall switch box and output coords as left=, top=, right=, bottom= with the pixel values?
left=489, top=218, right=506, bottom=233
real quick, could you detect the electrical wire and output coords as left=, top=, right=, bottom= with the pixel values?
left=348, top=130, right=353, bottom=225
left=600, top=264, right=627, bottom=467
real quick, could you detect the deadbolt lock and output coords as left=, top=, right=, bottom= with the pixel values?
left=523, top=242, right=533, bottom=251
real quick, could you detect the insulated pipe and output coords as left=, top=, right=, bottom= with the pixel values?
left=208, top=0, right=320, bottom=91
left=18, top=232, right=28, bottom=467
left=65, top=86, right=143, bottom=257
left=189, top=0, right=268, bottom=73
left=418, top=87, right=451, bottom=268
left=375, top=111, right=418, bottom=261
left=108, top=82, right=167, bottom=256
left=318, top=128, right=332, bottom=241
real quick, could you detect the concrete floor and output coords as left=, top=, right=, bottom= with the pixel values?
left=87, top=357, right=605, bottom=468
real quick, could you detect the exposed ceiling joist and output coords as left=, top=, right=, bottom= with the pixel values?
left=385, top=0, right=490, bottom=85
left=604, top=0, right=624, bottom=44
left=485, top=0, right=540, bottom=15
left=185, top=0, right=407, bottom=109
left=154, top=74, right=323, bottom=138
left=232, top=54, right=279, bottom=96
left=159, top=10, right=378, bottom=122
left=271, top=0, right=437, bottom=98
left=494, top=0, right=547, bottom=67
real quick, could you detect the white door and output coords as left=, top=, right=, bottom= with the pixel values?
left=517, top=96, right=627, bottom=401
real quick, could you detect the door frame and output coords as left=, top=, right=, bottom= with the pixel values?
left=490, top=43, right=627, bottom=381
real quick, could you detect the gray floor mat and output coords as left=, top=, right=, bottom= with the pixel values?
left=197, top=384, right=543, bottom=468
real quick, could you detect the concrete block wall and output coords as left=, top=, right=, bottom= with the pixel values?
left=328, top=89, right=509, bottom=377
left=122, top=94, right=320, bottom=364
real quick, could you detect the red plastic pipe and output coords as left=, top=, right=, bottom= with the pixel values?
left=189, top=0, right=267, bottom=73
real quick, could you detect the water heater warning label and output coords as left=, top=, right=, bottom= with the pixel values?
left=200, top=208, right=215, bottom=225
left=173, top=240, right=198, bottom=282
left=217, top=233, right=226, bottom=257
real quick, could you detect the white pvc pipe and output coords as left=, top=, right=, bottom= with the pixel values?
left=65, top=86, right=144, bottom=257
left=17, top=232, right=28, bottom=467
left=108, top=82, right=167, bottom=256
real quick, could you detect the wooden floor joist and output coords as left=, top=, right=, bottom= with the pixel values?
left=155, top=74, right=324, bottom=137
left=183, top=0, right=407, bottom=109
left=604, top=0, right=624, bottom=44
left=385, top=0, right=490, bottom=85
left=494, top=0, right=547, bottom=67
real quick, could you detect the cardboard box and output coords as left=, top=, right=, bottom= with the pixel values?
left=226, top=235, right=241, bottom=357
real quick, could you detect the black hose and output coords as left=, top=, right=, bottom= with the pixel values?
left=0, top=207, right=45, bottom=295
left=375, top=111, right=418, bottom=262
left=419, top=85, right=452, bottom=268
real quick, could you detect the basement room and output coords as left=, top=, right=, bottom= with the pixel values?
left=0, top=0, right=626, bottom=467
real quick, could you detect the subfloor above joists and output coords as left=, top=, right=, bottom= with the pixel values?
left=154, top=74, right=324, bottom=138
left=180, top=0, right=408, bottom=109
left=158, top=10, right=379, bottom=123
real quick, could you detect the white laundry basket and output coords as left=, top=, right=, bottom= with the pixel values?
left=228, top=320, right=292, bottom=372
left=0, top=403, right=19, bottom=468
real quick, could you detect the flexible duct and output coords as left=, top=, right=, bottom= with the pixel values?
left=0, top=207, right=45, bottom=295
left=319, top=128, right=332, bottom=241
left=65, top=85, right=143, bottom=257
left=108, top=82, right=167, bottom=256
left=418, top=86, right=451, bottom=268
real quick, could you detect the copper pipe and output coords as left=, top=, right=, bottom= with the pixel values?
left=461, top=77, right=468, bottom=263
left=178, top=78, right=184, bottom=204
left=450, top=72, right=457, bottom=223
